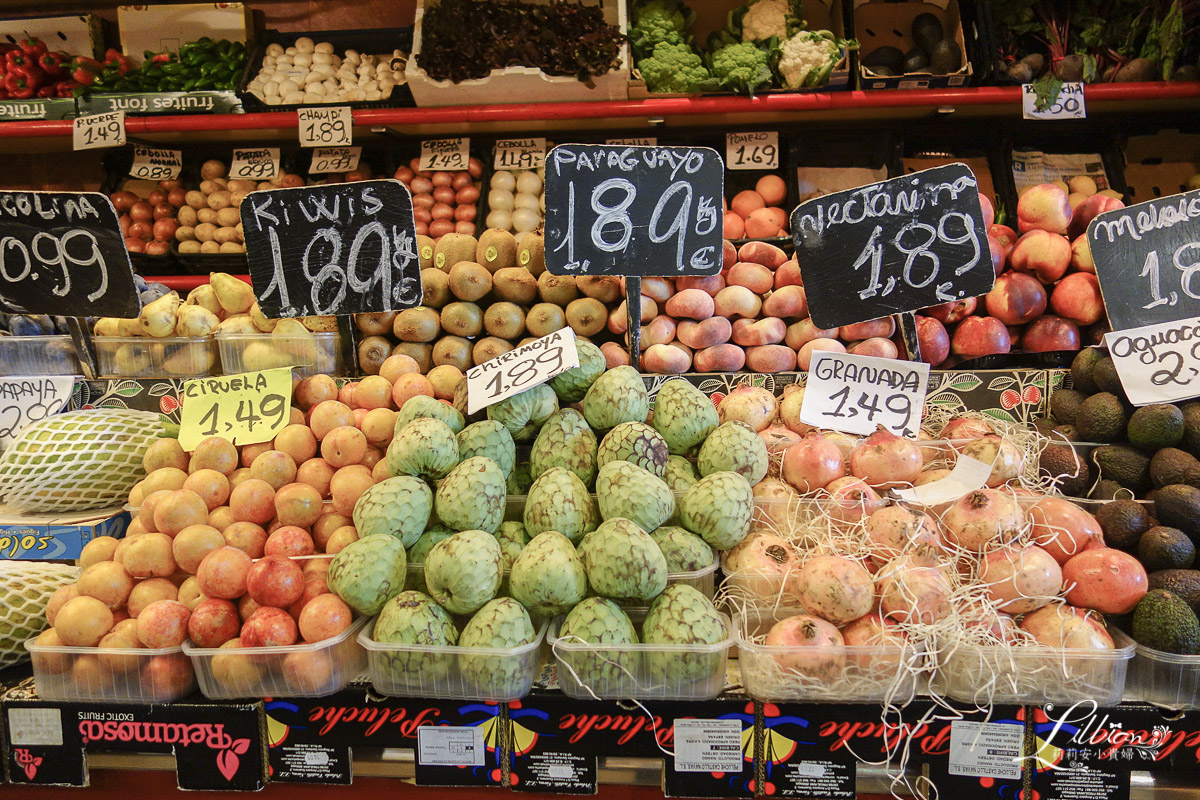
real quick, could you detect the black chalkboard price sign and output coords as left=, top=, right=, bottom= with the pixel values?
left=0, top=191, right=139, bottom=318
left=1088, top=188, right=1200, bottom=332
left=543, top=144, right=724, bottom=277
left=791, top=163, right=993, bottom=330
left=241, top=179, right=422, bottom=318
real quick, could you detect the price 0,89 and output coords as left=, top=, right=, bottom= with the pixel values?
left=197, top=393, right=288, bottom=438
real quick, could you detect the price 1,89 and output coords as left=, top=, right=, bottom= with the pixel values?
left=1137, top=241, right=1200, bottom=311
left=197, top=393, right=288, bottom=438
left=852, top=210, right=982, bottom=303
left=483, top=348, right=567, bottom=399
left=302, top=119, right=348, bottom=146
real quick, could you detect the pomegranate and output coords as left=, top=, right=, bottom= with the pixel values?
left=942, top=489, right=1024, bottom=551
left=751, top=478, right=799, bottom=531
left=1020, top=604, right=1113, bottom=650
left=864, top=505, right=943, bottom=566
left=877, top=561, right=953, bottom=624
left=841, top=613, right=906, bottom=646
left=718, top=386, right=778, bottom=432
left=793, top=555, right=875, bottom=625
left=1062, top=547, right=1147, bottom=614
left=824, top=432, right=857, bottom=462
left=978, top=544, right=1062, bottom=613
left=958, top=435, right=1025, bottom=487
left=849, top=428, right=922, bottom=489
left=782, top=433, right=846, bottom=493
left=765, top=614, right=845, bottom=677
left=941, top=416, right=995, bottom=447
left=777, top=387, right=812, bottom=436
left=760, top=425, right=801, bottom=466
left=724, top=532, right=799, bottom=602
left=823, top=477, right=884, bottom=526
left=1028, top=497, right=1104, bottom=565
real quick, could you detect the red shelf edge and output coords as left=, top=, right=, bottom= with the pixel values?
left=4, top=82, right=1199, bottom=139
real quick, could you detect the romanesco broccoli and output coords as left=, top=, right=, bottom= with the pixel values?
left=630, top=0, right=693, bottom=57
left=638, top=41, right=712, bottom=93
left=710, top=42, right=774, bottom=95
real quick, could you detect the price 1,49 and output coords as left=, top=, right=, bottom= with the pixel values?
left=196, top=393, right=288, bottom=438
left=822, top=387, right=915, bottom=435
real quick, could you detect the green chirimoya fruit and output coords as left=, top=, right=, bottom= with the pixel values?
left=651, top=378, right=719, bottom=454
left=650, top=526, right=715, bottom=573
left=456, top=421, right=516, bottom=480
left=435, top=456, right=506, bottom=533
left=578, top=517, right=667, bottom=602
left=529, top=408, right=598, bottom=487
left=510, top=531, right=588, bottom=618
left=556, top=597, right=638, bottom=695
left=327, top=534, right=408, bottom=616
left=595, top=460, right=674, bottom=533
left=386, top=417, right=460, bottom=480
left=681, top=471, right=754, bottom=550
left=373, top=590, right=458, bottom=685
left=352, top=476, right=432, bottom=548
left=550, top=339, right=606, bottom=403
left=642, top=584, right=727, bottom=683
left=394, top=394, right=465, bottom=434
left=596, top=421, right=669, bottom=478
left=582, top=365, right=648, bottom=431
left=488, top=383, right=558, bottom=441
left=698, top=421, right=769, bottom=484
left=424, top=529, right=502, bottom=615
left=457, top=597, right=538, bottom=699
left=523, top=466, right=598, bottom=542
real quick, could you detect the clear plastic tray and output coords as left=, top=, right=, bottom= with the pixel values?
left=217, top=331, right=342, bottom=378
left=359, top=617, right=547, bottom=702
left=0, top=335, right=81, bottom=376
left=734, top=611, right=920, bottom=703
left=547, top=614, right=733, bottom=701
left=183, top=616, right=367, bottom=699
left=928, top=628, right=1135, bottom=706
left=1128, top=642, right=1200, bottom=709
left=94, top=335, right=218, bottom=378
left=25, top=637, right=195, bottom=703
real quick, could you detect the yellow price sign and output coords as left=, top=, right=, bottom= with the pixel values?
left=178, top=368, right=293, bottom=452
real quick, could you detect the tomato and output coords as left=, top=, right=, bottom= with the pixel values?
left=1062, top=547, right=1147, bottom=614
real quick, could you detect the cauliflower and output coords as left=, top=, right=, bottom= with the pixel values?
left=777, top=31, right=842, bottom=88
left=638, top=41, right=712, bottom=94
left=710, top=42, right=774, bottom=95
left=740, top=0, right=790, bottom=42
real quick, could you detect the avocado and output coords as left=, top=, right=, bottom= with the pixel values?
left=911, top=12, right=944, bottom=54
left=1039, top=444, right=1090, bottom=496
left=1050, top=389, right=1086, bottom=426
left=868, top=66, right=896, bottom=77
left=1153, top=484, right=1200, bottom=540
left=1053, top=424, right=1078, bottom=441
left=1077, top=392, right=1128, bottom=443
left=1093, top=445, right=1151, bottom=491
left=1132, top=589, right=1200, bottom=654
left=1138, top=526, right=1196, bottom=571
left=1181, top=402, right=1200, bottom=458
left=1089, top=479, right=1127, bottom=501
left=1128, top=404, right=1185, bottom=452
left=1071, top=348, right=1105, bottom=394
left=1095, top=498, right=1152, bottom=551
left=1093, top=357, right=1125, bottom=396
left=862, top=46, right=905, bottom=75
left=1032, top=417, right=1057, bottom=436
left=901, top=47, right=930, bottom=73
left=929, top=40, right=963, bottom=74
left=1148, top=569, right=1200, bottom=614
left=1150, top=448, right=1200, bottom=489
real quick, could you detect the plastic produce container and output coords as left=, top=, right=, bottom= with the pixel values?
left=94, top=336, right=219, bottom=378
left=1127, top=642, right=1200, bottom=709
left=928, top=629, right=1135, bottom=706
left=359, top=617, right=546, bottom=702
left=0, top=335, right=82, bottom=376
left=25, top=638, right=195, bottom=703
left=547, top=614, right=733, bottom=701
left=183, top=616, right=368, bottom=700
left=217, top=331, right=343, bottom=378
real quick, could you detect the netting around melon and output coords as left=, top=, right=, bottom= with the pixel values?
left=0, top=560, right=79, bottom=669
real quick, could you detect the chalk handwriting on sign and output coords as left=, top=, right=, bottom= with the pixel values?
left=799, top=350, right=930, bottom=437
left=543, top=144, right=724, bottom=277
left=177, top=368, right=292, bottom=451
left=129, top=145, right=182, bottom=181
left=725, top=131, right=779, bottom=170
left=241, top=179, right=421, bottom=318
left=466, top=328, right=579, bottom=414
left=791, top=163, right=992, bottom=329
left=1103, top=316, right=1200, bottom=405
left=0, top=376, right=74, bottom=450
left=0, top=191, right=140, bottom=318
left=230, top=148, right=281, bottom=181
left=1089, top=188, right=1200, bottom=331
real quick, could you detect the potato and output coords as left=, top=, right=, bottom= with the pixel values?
left=726, top=262, right=773, bottom=294
left=219, top=242, right=245, bottom=254
left=175, top=225, right=196, bottom=242
left=713, top=285, right=762, bottom=319
left=178, top=240, right=203, bottom=254
left=200, top=160, right=227, bottom=181
left=207, top=191, right=232, bottom=211
left=746, top=344, right=796, bottom=373
left=694, top=343, right=746, bottom=372
left=177, top=206, right=198, bottom=226
left=677, top=317, right=732, bottom=349
left=732, top=317, right=786, bottom=347
left=665, top=289, right=715, bottom=320
left=185, top=190, right=206, bottom=209
left=199, top=180, right=223, bottom=196
left=194, top=222, right=217, bottom=243
left=216, top=208, right=240, bottom=227
left=197, top=208, right=218, bottom=224
left=200, top=240, right=221, bottom=254
left=214, top=226, right=239, bottom=244
left=643, top=343, right=691, bottom=374
left=762, top=285, right=808, bottom=318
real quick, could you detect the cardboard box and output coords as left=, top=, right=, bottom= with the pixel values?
left=117, top=3, right=251, bottom=61
left=0, top=507, right=129, bottom=560
left=0, top=14, right=104, bottom=59
left=406, top=0, right=629, bottom=106
left=1123, top=130, right=1200, bottom=205
left=856, top=0, right=972, bottom=89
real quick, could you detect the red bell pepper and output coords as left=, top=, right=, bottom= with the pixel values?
left=5, top=73, right=35, bottom=99
left=102, top=48, right=132, bottom=75
left=36, top=84, right=55, bottom=98
left=6, top=50, right=28, bottom=71
left=148, top=52, right=171, bottom=65
left=18, top=35, right=46, bottom=61
left=71, top=56, right=102, bottom=86
left=55, top=80, right=78, bottom=98
left=38, top=52, right=66, bottom=77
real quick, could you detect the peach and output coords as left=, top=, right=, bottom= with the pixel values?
left=677, top=275, right=724, bottom=297
left=840, top=317, right=895, bottom=341
left=986, top=272, right=1048, bottom=326
left=727, top=262, right=774, bottom=294
left=694, top=344, right=746, bottom=372
left=1010, top=229, right=1072, bottom=284
left=737, top=241, right=788, bottom=269
left=978, top=192, right=995, bottom=227
left=676, top=317, right=732, bottom=349
left=642, top=344, right=691, bottom=374
left=1051, top=272, right=1105, bottom=326
left=1024, top=315, right=1081, bottom=352
left=915, top=316, right=950, bottom=366
left=1071, top=235, right=1094, bottom=273
left=774, top=259, right=803, bottom=289
left=951, top=316, right=1011, bottom=358
left=731, top=317, right=786, bottom=346
left=665, top=289, right=716, bottom=320
left=713, top=285, right=762, bottom=319
left=600, top=341, right=631, bottom=368
left=731, top=189, right=766, bottom=219
left=745, top=208, right=782, bottom=238
left=989, top=234, right=1006, bottom=276
left=923, top=297, right=977, bottom=324
left=847, top=338, right=900, bottom=360
left=989, top=223, right=1018, bottom=254
left=797, top=338, right=846, bottom=370
left=1017, top=183, right=1072, bottom=235
left=723, top=212, right=745, bottom=239
left=640, top=277, right=674, bottom=304
left=641, top=315, right=677, bottom=347
left=722, top=239, right=737, bottom=267
left=1069, top=194, right=1125, bottom=239
left=762, top=285, right=807, bottom=319
left=746, top=345, right=796, bottom=372
left=785, top=318, right=837, bottom=350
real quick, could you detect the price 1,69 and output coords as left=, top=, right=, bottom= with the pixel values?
left=822, top=387, right=914, bottom=435
left=483, top=347, right=566, bottom=398
left=197, top=393, right=288, bottom=438
left=732, top=144, right=777, bottom=168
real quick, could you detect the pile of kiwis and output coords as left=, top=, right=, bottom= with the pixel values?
left=861, top=12, right=962, bottom=78
left=353, top=227, right=618, bottom=375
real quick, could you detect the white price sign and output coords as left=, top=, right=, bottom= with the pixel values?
left=494, top=138, right=546, bottom=170
left=673, top=719, right=744, bottom=773
left=0, top=377, right=74, bottom=451
left=420, top=137, right=469, bottom=171
left=297, top=106, right=352, bottom=147
left=800, top=350, right=930, bottom=438
left=725, top=131, right=779, bottom=170
left=129, top=144, right=182, bottom=181
left=230, top=147, right=281, bottom=181
left=606, top=137, right=657, bottom=147
left=1104, top=316, right=1200, bottom=405
left=417, top=726, right=484, bottom=767
left=948, top=721, right=1023, bottom=780
left=1022, top=82, right=1086, bottom=120
left=73, top=111, right=125, bottom=151
left=894, top=454, right=992, bottom=506
left=308, top=146, right=362, bottom=174
left=466, top=328, right=579, bottom=414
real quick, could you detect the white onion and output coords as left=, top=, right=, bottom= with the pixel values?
left=488, top=190, right=515, bottom=211
left=490, top=171, right=516, bottom=191
left=486, top=210, right=512, bottom=230
left=514, top=192, right=539, bottom=210
left=512, top=207, right=539, bottom=232
left=516, top=172, right=543, bottom=194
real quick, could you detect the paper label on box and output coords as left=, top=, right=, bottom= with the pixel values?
left=1023, top=82, right=1086, bottom=121
left=417, top=726, right=485, bottom=766
left=1103, top=317, right=1200, bottom=405
left=73, top=111, right=125, bottom=151
left=8, top=708, right=63, bottom=746
left=297, top=106, right=352, bottom=147
left=308, top=146, right=362, bottom=174
left=178, top=368, right=292, bottom=451
left=230, top=147, right=280, bottom=181
left=606, top=137, right=656, bottom=147
left=725, top=131, right=779, bottom=170
left=0, top=376, right=74, bottom=451
left=894, top=455, right=992, bottom=506
left=420, top=137, right=469, bottom=171
left=1011, top=149, right=1109, bottom=192
left=673, top=719, right=744, bottom=773
left=466, top=328, right=578, bottom=414
left=129, top=144, right=182, bottom=180
left=799, top=351, right=929, bottom=438
left=948, top=721, right=1023, bottom=780
left=494, top=138, right=546, bottom=170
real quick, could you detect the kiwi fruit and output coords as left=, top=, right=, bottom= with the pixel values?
left=518, top=230, right=546, bottom=276
left=432, top=336, right=473, bottom=371
left=392, top=341, right=433, bottom=373
left=421, top=268, right=452, bottom=309
left=911, top=12, right=944, bottom=54
left=578, top=276, right=622, bottom=303
left=492, top=267, right=539, bottom=305
left=447, top=261, right=493, bottom=302
left=354, top=312, right=396, bottom=336
left=566, top=297, right=607, bottom=337
left=440, top=301, right=484, bottom=338
left=392, top=307, right=441, bottom=343
left=433, top=233, right=478, bottom=272
left=526, top=302, right=567, bottom=338
left=476, top=228, right=518, bottom=273
left=473, top=337, right=514, bottom=365
left=416, top=234, right=436, bottom=269
left=357, top=335, right=392, bottom=375
left=538, top=272, right=578, bottom=305
left=484, top=302, right=526, bottom=339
